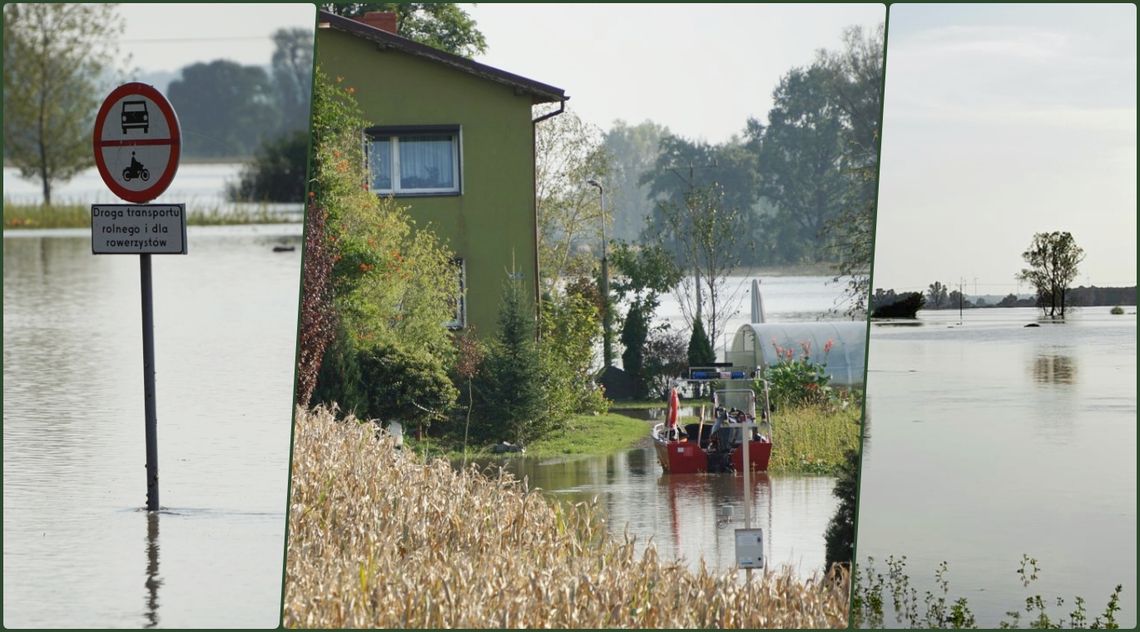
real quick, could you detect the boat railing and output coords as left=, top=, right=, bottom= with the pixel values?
left=688, top=366, right=758, bottom=381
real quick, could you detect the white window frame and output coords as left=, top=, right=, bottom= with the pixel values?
left=366, top=126, right=462, bottom=196
left=445, top=257, right=467, bottom=330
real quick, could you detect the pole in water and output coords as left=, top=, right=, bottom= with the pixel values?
left=743, top=417, right=752, bottom=582
left=140, top=254, right=159, bottom=511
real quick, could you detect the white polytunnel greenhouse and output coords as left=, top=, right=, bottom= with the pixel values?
left=724, top=321, right=867, bottom=386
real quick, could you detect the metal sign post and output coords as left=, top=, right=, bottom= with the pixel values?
left=92, top=83, right=183, bottom=511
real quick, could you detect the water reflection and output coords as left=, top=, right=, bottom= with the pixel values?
left=1032, top=353, right=1077, bottom=385
left=476, top=449, right=835, bottom=575
left=4, top=227, right=297, bottom=627
left=144, top=512, right=161, bottom=628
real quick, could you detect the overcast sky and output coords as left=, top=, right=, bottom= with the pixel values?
left=873, top=4, right=1136, bottom=292
left=118, top=3, right=314, bottom=74
left=468, top=3, right=884, bottom=143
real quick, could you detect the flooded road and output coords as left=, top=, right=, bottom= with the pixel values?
left=3, top=226, right=300, bottom=627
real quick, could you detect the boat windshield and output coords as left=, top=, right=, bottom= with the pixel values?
left=715, top=389, right=756, bottom=418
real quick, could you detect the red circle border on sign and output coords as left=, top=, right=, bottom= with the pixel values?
left=91, top=82, right=182, bottom=204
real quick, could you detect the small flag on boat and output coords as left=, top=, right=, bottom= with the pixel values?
left=666, top=388, right=680, bottom=429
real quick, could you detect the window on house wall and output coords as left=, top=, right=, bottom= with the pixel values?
left=446, top=257, right=466, bottom=330
left=366, top=126, right=461, bottom=195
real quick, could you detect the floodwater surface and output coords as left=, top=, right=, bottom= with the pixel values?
left=478, top=276, right=857, bottom=578
left=3, top=164, right=301, bottom=216
left=857, top=307, right=1136, bottom=627
left=483, top=448, right=839, bottom=577
left=3, top=226, right=301, bottom=627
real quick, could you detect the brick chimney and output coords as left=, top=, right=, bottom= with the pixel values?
left=358, top=11, right=397, bottom=34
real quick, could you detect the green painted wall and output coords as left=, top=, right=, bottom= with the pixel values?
left=317, top=28, right=541, bottom=336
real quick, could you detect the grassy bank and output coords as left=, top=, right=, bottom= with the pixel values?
left=408, top=411, right=647, bottom=462
left=284, top=406, right=850, bottom=628
left=3, top=201, right=299, bottom=229
left=768, top=405, right=861, bottom=475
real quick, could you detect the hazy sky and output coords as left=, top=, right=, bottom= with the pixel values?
left=118, top=3, right=314, bottom=74
left=873, top=4, right=1136, bottom=292
left=468, top=3, right=884, bottom=143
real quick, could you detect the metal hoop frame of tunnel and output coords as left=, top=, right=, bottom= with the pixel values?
left=725, top=321, right=867, bottom=387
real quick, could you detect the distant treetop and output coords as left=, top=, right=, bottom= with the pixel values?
left=320, top=3, right=487, bottom=58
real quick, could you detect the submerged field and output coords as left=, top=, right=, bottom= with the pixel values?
left=283, top=407, right=851, bottom=628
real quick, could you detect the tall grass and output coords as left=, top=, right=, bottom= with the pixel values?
left=284, top=406, right=851, bottom=628
left=852, top=555, right=1123, bottom=629
left=769, top=404, right=861, bottom=475
left=3, top=201, right=297, bottom=229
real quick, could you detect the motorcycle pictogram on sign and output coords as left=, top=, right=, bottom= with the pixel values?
left=92, top=83, right=181, bottom=204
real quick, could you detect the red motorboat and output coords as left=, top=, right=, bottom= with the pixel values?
left=653, top=378, right=773, bottom=474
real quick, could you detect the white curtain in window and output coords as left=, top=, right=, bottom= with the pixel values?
left=369, top=138, right=392, bottom=190
left=399, top=135, right=454, bottom=189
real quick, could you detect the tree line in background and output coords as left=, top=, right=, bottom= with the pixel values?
left=540, top=24, right=883, bottom=274
left=538, top=23, right=884, bottom=397
left=2, top=3, right=313, bottom=205
left=871, top=231, right=1132, bottom=319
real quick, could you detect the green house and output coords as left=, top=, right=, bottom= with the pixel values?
left=316, top=10, right=567, bottom=334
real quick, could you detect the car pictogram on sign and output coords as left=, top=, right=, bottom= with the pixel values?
left=93, top=83, right=180, bottom=203
left=120, top=100, right=149, bottom=134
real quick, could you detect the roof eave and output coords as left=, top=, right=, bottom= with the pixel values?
left=319, top=10, right=567, bottom=105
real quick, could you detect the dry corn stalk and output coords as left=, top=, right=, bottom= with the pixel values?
left=284, top=406, right=850, bottom=628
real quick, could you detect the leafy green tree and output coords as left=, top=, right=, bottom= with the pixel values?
left=167, top=60, right=280, bottom=158
left=655, top=183, right=747, bottom=348
left=641, top=135, right=759, bottom=261
left=755, top=64, right=848, bottom=261
left=824, top=449, right=860, bottom=570
left=687, top=319, right=716, bottom=368
left=610, top=242, right=683, bottom=312
left=819, top=24, right=885, bottom=316
left=539, top=286, right=607, bottom=419
left=643, top=328, right=688, bottom=397
left=1016, top=231, right=1086, bottom=319
left=271, top=27, right=314, bottom=133
left=227, top=129, right=309, bottom=202
left=611, top=242, right=682, bottom=396
left=473, top=273, right=545, bottom=443
left=2, top=4, right=124, bottom=205
left=620, top=302, right=650, bottom=398
left=948, top=289, right=970, bottom=311
left=321, top=3, right=486, bottom=57
left=926, top=281, right=949, bottom=309
left=602, top=120, right=670, bottom=242
left=357, top=342, right=458, bottom=426
left=307, top=68, right=458, bottom=414
left=534, top=108, right=612, bottom=292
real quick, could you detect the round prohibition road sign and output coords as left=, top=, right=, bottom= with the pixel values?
left=92, top=82, right=181, bottom=203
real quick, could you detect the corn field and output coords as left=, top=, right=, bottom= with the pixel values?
left=283, top=406, right=850, bottom=628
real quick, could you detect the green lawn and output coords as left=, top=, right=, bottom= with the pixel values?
left=4, top=201, right=298, bottom=229
left=408, top=412, right=649, bottom=463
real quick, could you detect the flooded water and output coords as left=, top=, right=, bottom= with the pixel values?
left=516, top=274, right=850, bottom=576
left=3, top=164, right=302, bottom=217
left=3, top=225, right=301, bottom=627
left=483, top=447, right=838, bottom=578
left=857, top=307, right=1136, bottom=627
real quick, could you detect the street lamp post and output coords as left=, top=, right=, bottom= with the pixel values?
left=587, top=179, right=612, bottom=368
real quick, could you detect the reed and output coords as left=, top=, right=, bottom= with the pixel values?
left=768, top=404, right=861, bottom=475
left=284, top=406, right=851, bottom=628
